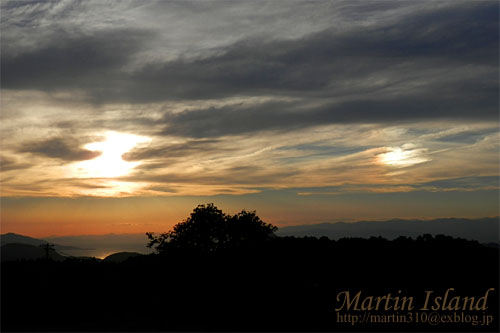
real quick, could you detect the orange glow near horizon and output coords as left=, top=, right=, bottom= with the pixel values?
left=2, top=190, right=499, bottom=238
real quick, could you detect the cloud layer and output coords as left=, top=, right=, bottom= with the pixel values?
left=0, top=0, right=498, bottom=202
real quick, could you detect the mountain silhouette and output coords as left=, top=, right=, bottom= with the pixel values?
left=277, top=217, right=499, bottom=243
left=1, top=232, right=152, bottom=258
left=0, top=232, right=48, bottom=246
left=103, top=252, right=143, bottom=263
left=1, top=243, right=65, bottom=262
left=0, top=232, right=82, bottom=252
left=44, top=233, right=152, bottom=258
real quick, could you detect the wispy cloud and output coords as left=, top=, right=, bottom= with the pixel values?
left=0, top=0, right=498, bottom=203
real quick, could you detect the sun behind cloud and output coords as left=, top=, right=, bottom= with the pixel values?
left=377, top=144, right=430, bottom=168
left=72, top=132, right=151, bottom=178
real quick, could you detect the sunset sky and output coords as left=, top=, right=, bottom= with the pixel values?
left=1, top=0, right=498, bottom=237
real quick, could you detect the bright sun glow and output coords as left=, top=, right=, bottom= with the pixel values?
left=377, top=145, right=429, bottom=167
left=73, top=132, right=151, bottom=178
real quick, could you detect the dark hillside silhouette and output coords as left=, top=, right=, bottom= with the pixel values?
left=42, top=233, right=153, bottom=258
left=1, top=204, right=498, bottom=332
left=0, top=232, right=82, bottom=252
left=1, top=232, right=51, bottom=246
left=1, top=243, right=65, bottom=262
left=103, top=251, right=142, bottom=262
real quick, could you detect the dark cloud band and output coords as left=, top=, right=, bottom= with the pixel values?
left=18, top=137, right=101, bottom=161
left=2, top=1, right=497, bottom=107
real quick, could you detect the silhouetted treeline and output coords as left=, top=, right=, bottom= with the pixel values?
left=2, top=234, right=498, bottom=332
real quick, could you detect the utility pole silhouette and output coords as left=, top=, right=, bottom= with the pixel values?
left=40, top=243, right=55, bottom=261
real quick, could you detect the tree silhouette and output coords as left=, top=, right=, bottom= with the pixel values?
left=147, top=203, right=277, bottom=253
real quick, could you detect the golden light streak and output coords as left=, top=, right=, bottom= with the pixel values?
left=377, top=145, right=430, bottom=167
left=72, top=132, right=151, bottom=178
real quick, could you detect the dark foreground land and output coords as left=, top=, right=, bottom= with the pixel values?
left=1, top=235, right=499, bottom=332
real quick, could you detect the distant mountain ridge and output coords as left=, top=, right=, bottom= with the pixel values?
left=44, top=233, right=152, bottom=258
left=276, top=217, right=499, bottom=243
left=0, top=232, right=152, bottom=259
left=1, top=233, right=51, bottom=247
left=0, top=232, right=81, bottom=252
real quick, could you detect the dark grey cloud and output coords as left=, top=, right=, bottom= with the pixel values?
left=276, top=144, right=373, bottom=163
left=419, top=176, right=499, bottom=190
left=18, top=137, right=101, bottom=161
left=436, top=128, right=499, bottom=144
left=123, top=166, right=298, bottom=187
left=147, top=186, right=178, bottom=194
left=129, top=1, right=497, bottom=102
left=292, top=175, right=499, bottom=194
left=122, top=139, right=222, bottom=161
left=2, top=1, right=497, bottom=107
left=1, top=28, right=153, bottom=97
left=0, top=155, right=33, bottom=171
left=159, top=87, right=498, bottom=138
